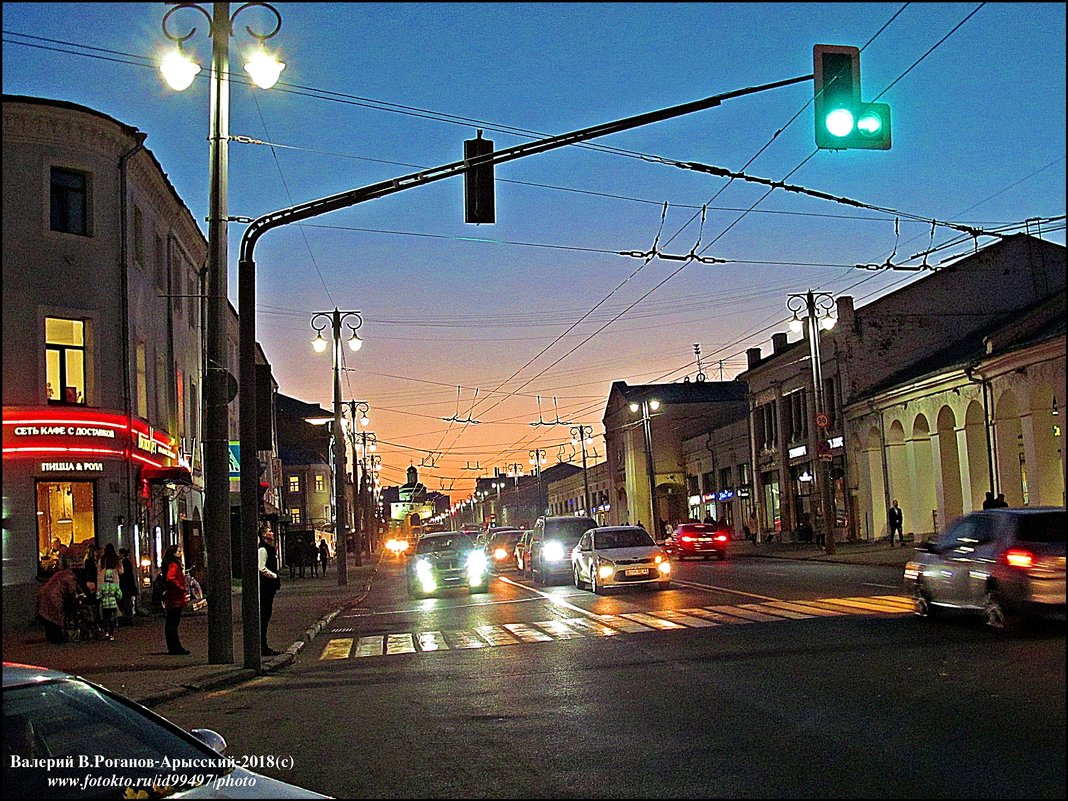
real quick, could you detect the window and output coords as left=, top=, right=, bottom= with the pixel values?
left=290, top=508, right=302, bottom=525
left=187, top=271, right=198, bottom=329
left=719, top=467, right=732, bottom=491
left=50, top=168, right=88, bottom=235
left=314, top=474, right=325, bottom=493
left=135, top=341, right=148, bottom=417
left=37, top=481, right=96, bottom=573
left=757, top=401, right=778, bottom=450
left=289, top=476, right=300, bottom=493
left=702, top=471, right=715, bottom=494
left=175, top=371, right=185, bottom=438
left=45, top=318, right=86, bottom=405
left=786, top=390, right=807, bottom=442
left=133, top=205, right=144, bottom=268
left=686, top=474, right=699, bottom=496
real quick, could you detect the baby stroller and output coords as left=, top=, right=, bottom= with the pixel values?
left=64, top=590, right=104, bottom=642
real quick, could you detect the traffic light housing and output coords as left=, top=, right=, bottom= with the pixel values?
left=813, top=44, right=891, bottom=150
left=464, top=131, right=495, bottom=224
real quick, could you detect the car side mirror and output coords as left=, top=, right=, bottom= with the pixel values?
left=190, top=728, right=228, bottom=753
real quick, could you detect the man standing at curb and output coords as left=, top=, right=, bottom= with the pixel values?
left=888, top=500, right=904, bottom=547
left=258, top=525, right=282, bottom=657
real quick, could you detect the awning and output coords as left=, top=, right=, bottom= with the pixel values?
left=142, top=465, right=193, bottom=486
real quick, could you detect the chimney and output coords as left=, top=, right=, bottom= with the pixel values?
left=772, top=333, right=788, bottom=353
left=746, top=347, right=762, bottom=369
left=836, top=295, right=855, bottom=331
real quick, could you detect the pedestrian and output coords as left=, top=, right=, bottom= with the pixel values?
left=36, top=558, right=79, bottom=643
left=747, top=512, right=758, bottom=543
left=703, top=514, right=715, bottom=525
left=982, top=491, right=995, bottom=510
left=98, top=545, right=122, bottom=641
left=118, top=548, right=138, bottom=625
left=993, top=493, right=1008, bottom=508
left=80, top=544, right=101, bottom=633
left=319, top=538, right=330, bottom=577
left=888, top=499, right=904, bottom=546
left=289, top=537, right=305, bottom=579
left=636, top=520, right=646, bottom=530
left=258, top=525, right=282, bottom=657
left=307, top=539, right=319, bottom=578
left=160, top=544, right=190, bottom=655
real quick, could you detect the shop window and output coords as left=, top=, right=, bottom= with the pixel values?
left=50, top=167, right=88, bottom=235
left=36, top=481, right=96, bottom=576
left=45, top=317, right=86, bottom=405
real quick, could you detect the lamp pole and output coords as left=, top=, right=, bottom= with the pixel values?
left=570, top=425, right=594, bottom=515
left=630, top=398, right=661, bottom=531
left=344, top=401, right=370, bottom=557
left=367, top=454, right=382, bottom=545
left=311, top=309, right=363, bottom=581
left=787, top=290, right=837, bottom=555
left=160, top=1, right=283, bottom=668
left=529, top=449, right=546, bottom=517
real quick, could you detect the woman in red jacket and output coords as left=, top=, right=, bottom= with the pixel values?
left=160, top=545, right=190, bottom=655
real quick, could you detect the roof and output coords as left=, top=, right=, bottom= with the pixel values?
left=609, top=380, right=748, bottom=405
left=276, top=393, right=332, bottom=421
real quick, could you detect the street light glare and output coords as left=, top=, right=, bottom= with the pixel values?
left=312, top=333, right=328, bottom=353
left=649, top=399, right=661, bottom=411
left=244, top=48, right=285, bottom=89
left=629, top=402, right=640, bottom=413
left=821, top=314, right=837, bottom=331
left=789, top=315, right=804, bottom=334
left=348, top=333, right=363, bottom=352
left=160, top=49, right=201, bottom=91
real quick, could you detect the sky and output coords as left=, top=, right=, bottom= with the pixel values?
left=3, top=2, right=1065, bottom=498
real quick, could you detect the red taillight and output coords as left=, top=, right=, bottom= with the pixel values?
left=1002, top=549, right=1034, bottom=569
left=714, top=534, right=728, bottom=542
left=681, top=535, right=695, bottom=542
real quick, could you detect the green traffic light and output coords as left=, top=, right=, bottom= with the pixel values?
left=825, top=108, right=854, bottom=138
left=857, top=111, right=883, bottom=135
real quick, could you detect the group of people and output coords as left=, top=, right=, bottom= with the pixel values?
left=36, top=543, right=139, bottom=643
left=287, top=537, right=331, bottom=580
left=982, top=492, right=1009, bottom=509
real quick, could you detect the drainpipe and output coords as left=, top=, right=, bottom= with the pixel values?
left=119, top=130, right=148, bottom=550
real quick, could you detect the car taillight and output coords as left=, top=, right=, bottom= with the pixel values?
left=1002, top=549, right=1034, bottom=569
left=681, top=535, right=695, bottom=542
left=714, top=535, right=728, bottom=542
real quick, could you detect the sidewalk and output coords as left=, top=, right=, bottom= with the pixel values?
left=2, top=555, right=379, bottom=708
left=732, top=536, right=918, bottom=568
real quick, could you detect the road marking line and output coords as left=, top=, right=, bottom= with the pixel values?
left=475, top=625, right=521, bottom=646
left=801, top=599, right=872, bottom=614
left=743, top=603, right=813, bottom=620
left=386, top=633, right=416, bottom=654
left=762, top=600, right=843, bottom=617
left=811, top=597, right=900, bottom=613
left=596, top=614, right=656, bottom=633
left=650, top=609, right=720, bottom=627
left=504, top=623, right=555, bottom=642
left=670, top=579, right=779, bottom=602
left=417, top=632, right=449, bottom=651
left=354, top=635, right=384, bottom=658
left=676, top=607, right=734, bottom=624
left=320, top=638, right=353, bottom=660
left=531, top=619, right=585, bottom=639
left=561, top=617, right=621, bottom=636
left=496, top=576, right=603, bottom=620
left=443, top=630, right=487, bottom=649
left=871, top=594, right=914, bottom=607
left=620, top=612, right=684, bottom=630
left=837, top=596, right=911, bottom=613
left=706, top=605, right=782, bottom=622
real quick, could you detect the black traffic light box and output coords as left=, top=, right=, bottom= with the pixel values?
left=464, top=131, right=495, bottom=224
left=814, top=44, right=891, bottom=150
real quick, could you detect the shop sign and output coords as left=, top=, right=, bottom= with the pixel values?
left=702, top=493, right=716, bottom=502
left=688, top=494, right=702, bottom=506
left=4, top=409, right=178, bottom=469
left=717, top=489, right=735, bottom=501
left=737, top=486, right=752, bottom=498
left=40, top=461, right=105, bottom=473
left=788, top=445, right=808, bottom=459
left=14, top=424, right=116, bottom=438
left=827, top=436, right=844, bottom=449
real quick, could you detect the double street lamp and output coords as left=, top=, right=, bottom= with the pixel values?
left=629, top=398, right=661, bottom=532
left=160, top=1, right=285, bottom=667
left=311, top=309, right=364, bottom=582
left=570, top=425, right=594, bottom=515
left=787, top=290, right=837, bottom=555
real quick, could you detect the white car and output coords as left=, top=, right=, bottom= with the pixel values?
left=571, top=526, right=671, bottom=594
left=3, top=662, right=329, bottom=798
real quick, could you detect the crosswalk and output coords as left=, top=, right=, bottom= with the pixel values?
left=318, top=595, right=913, bottom=661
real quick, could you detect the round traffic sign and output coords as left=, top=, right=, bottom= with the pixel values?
left=815, top=412, right=830, bottom=428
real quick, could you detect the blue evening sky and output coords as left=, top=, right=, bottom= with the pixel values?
left=3, top=2, right=1065, bottom=494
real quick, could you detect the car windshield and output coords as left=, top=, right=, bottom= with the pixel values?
left=416, top=534, right=475, bottom=554
left=489, top=531, right=521, bottom=548
left=594, top=528, right=656, bottom=549
left=3, top=678, right=232, bottom=799
left=546, top=518, right=597, bottom=545
left=1016, top=511, right=1066, bottom=544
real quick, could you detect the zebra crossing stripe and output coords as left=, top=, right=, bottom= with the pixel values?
left=650, top=609, right=720, bottom=627
left=677, top=607, right=735, bottom=624
left=705, top=605, right=782, bottom=622
left=504, top=623, right=555, bottom=642
left=620, top=612, right=684, bottom=630
left=597, top=614, right=656, bottom=633
left=354, top=635, right=384, bottom=657
left=742, top=603, right=813, bottom=620
left=386, top=633, right=416, bottom=655
left=531, top=620, right=585, bottom=639
left=320, top=638, right=353, bottom=660
left=444, top=630, right=487, bottom=649
left=848, top=596, right=912, bottom=613
left=561, top=617, right=621, bottom=636
left=817, top=597, right=904, bottom=613
left=417, top=632, right=449, bottom=651
left=762, top=600, right=843, bottom=617
left=475, top=625, right=521, bottom=646
left=872, top=595, right=914, bottom=609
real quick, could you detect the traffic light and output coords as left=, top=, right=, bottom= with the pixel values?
left=813, top=44, right=891, bottom=150
left=464, top=130, right=495, bottom=224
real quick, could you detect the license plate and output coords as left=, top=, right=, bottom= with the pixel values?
left=625, top=569, right=646, bottom=576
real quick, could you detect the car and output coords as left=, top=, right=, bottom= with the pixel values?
left=904, top=507, right=1066, bottom=629
left=515, top=528, right=536, bottom=576
left=484, top=528, right=523, bottom=573
left=663, top=522, right=730, bottom=561
left=527, top=515, right=599, bottom=585
left=2, top=661, right=328, bottom=799
left=405, top=531, right=489, bottom=598
left=572, top=525, right=672, bottom=594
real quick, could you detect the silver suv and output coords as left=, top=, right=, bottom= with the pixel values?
left=905, top=507, right=1065, bottom=629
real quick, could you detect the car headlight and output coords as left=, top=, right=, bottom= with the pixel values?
left=598, top=564, right=615, bottom=579
left=657, top=561, right=671, bottom=575
left=415, top=559, right=433, bottom=577
left=467, top=550, right=488, bottom=574
left=654, top=554, right=664, bottom=564
left=543, top=541, right=565, bottom=561
left=494, top=548, right=509, bottom=560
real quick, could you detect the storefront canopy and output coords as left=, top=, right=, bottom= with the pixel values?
left=141, top=465, right=192, bottom=485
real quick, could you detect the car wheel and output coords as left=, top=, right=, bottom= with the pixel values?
left=574, top=564, right=586, bottom=590
left=533, top=557, right=545, bottom=585
left=591, top=568, right=604, bottom=595
left=982, top=590, right=1015, bottom=631
left=407, top=581, right=425, bottom=600
left=913, top=581, right=936, bottom=618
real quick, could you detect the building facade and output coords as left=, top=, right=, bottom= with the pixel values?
left=547, top=460, right=611, bottom=523
left=681, top=413, right=755, bottom=538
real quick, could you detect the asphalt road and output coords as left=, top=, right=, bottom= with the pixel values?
left=158, top=557, right=1066, bottom=799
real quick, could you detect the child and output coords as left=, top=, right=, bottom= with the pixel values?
left=98, top=564, right=122, bottom=640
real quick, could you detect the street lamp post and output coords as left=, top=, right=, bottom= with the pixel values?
left=343, top=401, right=370, bottom=556
left=629, top=398, right=661, bottom=532
left=311, top=309, right=364, bottom=582
left=367, top=454, right=382, bottom=545
left=570, top=425, right=594, bottom=515
left=788, top=290, right=837, bottom=555
left=160, top=1, right=284, bottom=667
left=529, top=449, right=547, bottom=518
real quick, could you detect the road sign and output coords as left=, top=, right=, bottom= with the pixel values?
left=816, top=440, right=833, bottom=461
left=815, top=412, right=830, bottom=429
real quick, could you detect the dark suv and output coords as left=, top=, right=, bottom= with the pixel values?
left=527, top=515, right=598, bottom=585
